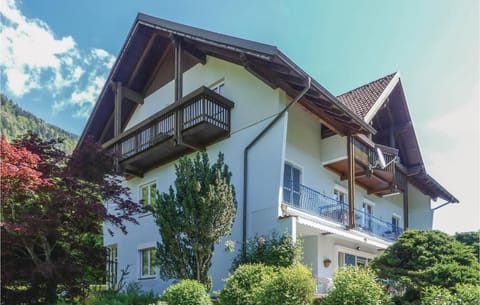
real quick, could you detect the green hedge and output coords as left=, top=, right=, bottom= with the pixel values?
left=321, top=266, right=392, bottom=305
left=217, top=263, right=315, bottom=305
left=161, top=280, right=212, bottom=305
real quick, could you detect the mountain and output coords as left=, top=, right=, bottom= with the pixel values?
left=1, top=94, right=78, bottom=154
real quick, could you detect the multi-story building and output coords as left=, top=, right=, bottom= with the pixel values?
left=79, top=13, right=457, bottom=294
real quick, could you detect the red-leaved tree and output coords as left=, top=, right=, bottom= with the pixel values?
left=1, top=133, right=142, bottom=305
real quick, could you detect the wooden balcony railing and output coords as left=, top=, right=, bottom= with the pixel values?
left=103, top=86, right=234, bottom=174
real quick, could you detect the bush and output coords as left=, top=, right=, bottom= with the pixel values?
left=161, top=280, right=212, bottom=305
left=258, top=264, right=316, bottom=305
left=322, top=266, right=392, bottom=305
left=90, top=282, right=156, bottom=305
left=217, top=264, right=275, bottom=305
left=421, top=284, right=480, bottom=305
left=232, top=232, right=302, bottom=270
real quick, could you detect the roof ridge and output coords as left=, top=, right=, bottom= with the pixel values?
left=337, top=72, right=397, bottom=98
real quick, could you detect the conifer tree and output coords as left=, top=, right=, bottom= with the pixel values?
left=152, top=152, right=237, bottom=288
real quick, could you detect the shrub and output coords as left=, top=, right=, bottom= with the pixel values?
left=232, top=232, right=302, bottom=270
left=322, top=266, right=392, bottom=305
left=421, top=284, right=480, bottom=305
left=216, top=264, right=275, bottom=305
left=161, top=280, right=212, bottom=305
left=258, top=264, right=316, bottom=305
left=90, top=282, right=156, bottom=305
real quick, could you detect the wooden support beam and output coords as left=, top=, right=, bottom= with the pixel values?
left=122, top=86, right=144, bottom=104
left=114, top=81, right=122, bottom=137
left=183, top=40, right=206, bottom=64
left=124, top=165, right=144, bottom=178
left=403, top=183, right=409, bottom=230
left=99, top=113, right=114, bottom=143
left=347, top=133, right=356, bottom=229
left=143, top=42, right=174, bottom=95
left=368, top=186, right=395, bottom=195
left=128, top=33, right=159, bottom=87
left=240, top=53, right=277, bottom=89
left=173, top=36, right=183, bottom=144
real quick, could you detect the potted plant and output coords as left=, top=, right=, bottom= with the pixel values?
left=323, top=258, right=332, bottom=268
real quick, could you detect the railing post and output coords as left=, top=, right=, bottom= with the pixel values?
left=347, top=133, right=356, bottom=229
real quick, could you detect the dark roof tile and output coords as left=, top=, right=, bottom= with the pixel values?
left=337, top=73, right=396, bottom=119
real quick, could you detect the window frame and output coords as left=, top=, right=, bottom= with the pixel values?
left=138, top=247, right=157, bottom=279
left=210, top=80, right=225, bottom=96
left=139, top=181, right=157, bottom=207
left=335, top=246, right=375, bottom=268
left=283, top=161, right=302, bottom=206
left=361, top=200, right=375, bottom=230
left=333, top=185, right=347, bottom=204
left=106, top=244, right=118, bottom=289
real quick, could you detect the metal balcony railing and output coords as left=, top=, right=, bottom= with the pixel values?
left=283, top=180, right=403, bottom=241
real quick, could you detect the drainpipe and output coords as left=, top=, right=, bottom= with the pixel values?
left=242, top=77, right=311, bottom=249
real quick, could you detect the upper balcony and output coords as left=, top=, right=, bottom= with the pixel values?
left=324, top=137, right=401, bottom=196
left=103, top=86, right=234, bottom=176
left=283, top=181, right=403, bottom=241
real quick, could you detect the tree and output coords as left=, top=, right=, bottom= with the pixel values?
left=152, top=152, right=237, bottom=288
left=454, top=231, right=480, bottom=263
left=1, top=134, right=142, bottom=305
left=371, top=230, right=479, bottom=305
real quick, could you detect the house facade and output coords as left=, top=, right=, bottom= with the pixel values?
left=79, top=14, right=458, bottom=294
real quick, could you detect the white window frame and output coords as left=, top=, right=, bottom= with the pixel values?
left=138, top=244, right=157, bottom=279
left=139, top=181, right=157, bottom=207
left=283, top=161, right=303, bottom=206
left=335, top=245, right=376, bottom=268
left=210, top=80, right=225, bottom=96
left=333, top=185, right=347, bottom=203
left=391, top=213, right=401, bottom=232
left=361, top=199, right=375, bottom=230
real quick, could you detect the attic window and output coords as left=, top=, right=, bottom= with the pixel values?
left=211, top=82, right=224, bottom=96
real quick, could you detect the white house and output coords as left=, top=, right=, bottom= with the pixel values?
left=78, top=13, right=458, bottom=295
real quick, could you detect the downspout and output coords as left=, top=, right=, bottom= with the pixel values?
left=242, top=77, right=311, bottom=248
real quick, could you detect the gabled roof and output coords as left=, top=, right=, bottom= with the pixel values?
left=337, top=72, right=397, bottom=121
left=336, top=73, right=458, bottom=203
left=79, top=13, right=375, bottom=146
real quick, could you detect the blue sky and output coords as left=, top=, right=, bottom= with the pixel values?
left=1, top=0, right=478, bottom=233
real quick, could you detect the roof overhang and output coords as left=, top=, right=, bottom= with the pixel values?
left=78, top=13, right=375, bottom=147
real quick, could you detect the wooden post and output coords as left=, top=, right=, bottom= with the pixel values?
left=347, top=133, right=356, bottom=229
left=403, top=182, right=409, bottom=230
left=173, top=36, right=183, bottom=144
left=114, top=81, right=122, bottom=170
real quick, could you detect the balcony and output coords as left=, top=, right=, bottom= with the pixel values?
left=283, top=181, right=403, bottom=241
left=104, top=86, right=234, bottom=175
left=324, top=138, right=399, bottom=196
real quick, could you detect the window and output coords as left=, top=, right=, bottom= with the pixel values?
left=283, top=163, right=301, bottom=206
left=106, top=244, right=118, bottom=289
left=140, top=182, right=157, bottom=206
left=334, top=187, right=346, bottom=203
left=211, top=82, right=225, bottom=96
left=338, top=251, right=373, bottom=267
left=392, top=215, right=400, bottom=232
left=139, top=248, right=157, bottom=278
left=361, top=201, right=374, bottom=231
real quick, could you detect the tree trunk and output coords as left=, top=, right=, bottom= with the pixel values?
left=45, top=278, right=57, bottom=305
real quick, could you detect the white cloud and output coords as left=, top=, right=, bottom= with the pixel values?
left=426, top=87, right=480, bottom=234
left=0, top=0, right=115, bottom=118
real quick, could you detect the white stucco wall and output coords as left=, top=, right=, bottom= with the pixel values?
left=408, top=182, right=433, bottom=230
left=105, top=56, right=291, bottom=295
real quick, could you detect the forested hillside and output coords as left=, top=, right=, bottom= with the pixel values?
left=1, top=94, right=78, bottom=153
